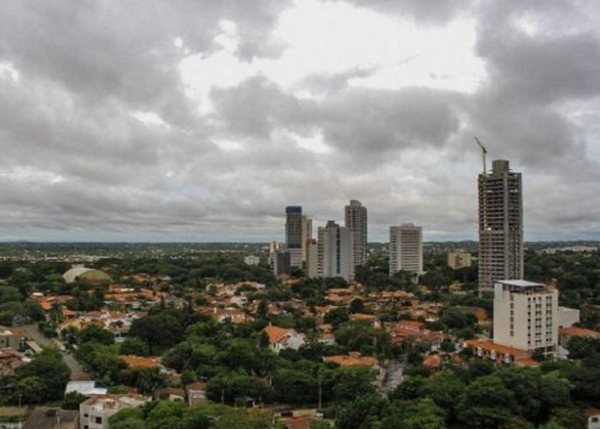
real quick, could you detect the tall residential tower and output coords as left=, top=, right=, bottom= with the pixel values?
left=389, top=224, right=423, bottom=275
left=478, top=160, right=524, bottom=295
left=345, top=200, right=367, bottom=268
left=317, top=221, right=354, bottom=282
left=285, top=206, right=303, bottom=268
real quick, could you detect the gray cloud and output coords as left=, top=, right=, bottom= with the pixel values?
left=0, top=0, right=599, bottom=241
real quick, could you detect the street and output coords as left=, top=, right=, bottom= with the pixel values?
left=20, top=324, right=91, bottom=381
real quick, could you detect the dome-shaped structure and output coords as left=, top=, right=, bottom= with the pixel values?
left=63, top=266, right=113, bottom=284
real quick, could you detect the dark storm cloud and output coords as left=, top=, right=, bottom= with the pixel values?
left=212, top=77, right=462, bottom=162
left=318, top=87, right=462, bottom=155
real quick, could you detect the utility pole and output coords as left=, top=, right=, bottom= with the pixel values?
left=318, top=376, right=322, bottom=411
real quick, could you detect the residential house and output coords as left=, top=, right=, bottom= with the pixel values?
left=186, top=382, right=208, bottom=406
left=23, top=407, right=78, bottom=429
left=79, top=394, right=149, bottom=429
left=588, top=408, right=600, bottom=429
left=263, top=325, right=306, bottom=354
left=559, top=326, right=600, bottom=348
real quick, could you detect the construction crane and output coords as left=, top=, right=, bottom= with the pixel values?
left=475, top=136, right=487, bottom=174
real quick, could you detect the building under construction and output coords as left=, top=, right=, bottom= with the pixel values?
left=478, top=159, right=523, bottom=295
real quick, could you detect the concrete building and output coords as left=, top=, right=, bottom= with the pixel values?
left=63, top=266, right=113, bottom=284
left=264, top=325, right=306, bottom=354
left=389, top=224, right=423, bottom=275
left=243, top=255, right=260, bottom=266
left=301, top=215, right=313, bottom=265
left=305, top=238, right=319, bottom=278
left=447, top=250, right=472, bottom=270
left=186, top=382, right=207, bottom=407
left=0, top=328, right=25, bottom=350
left=493, top=280, right=558, bottom=357
left=23, top=407, right=78, bottom=429
left=79, top=395, right=149, bottom=429
left=478, top=160, right=523, bottom=295
left=285, top=206, right=303, bottom=268
left=345, top=200, right=367, bottom=268
left=558, top=306, right=580, bottom=328
left=317, top=221, right=354, bottom=282
left=273, top=250, right=291, bottom=277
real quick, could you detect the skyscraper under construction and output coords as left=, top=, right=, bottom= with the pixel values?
left=478, top=159, right=523, bottom=295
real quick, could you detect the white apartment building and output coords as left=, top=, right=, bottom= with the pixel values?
left=317, top=221, right=354, bottom=282
left=80, top=394, right=149, bottom=429
left=389, top=224, right=423, bottom=275
left=493, top=280, right=558, bottom=357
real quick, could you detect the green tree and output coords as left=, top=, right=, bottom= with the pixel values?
left=381, top=398, right=447, bottom=429
left=62, top=391, right=88, bottom=409
left=78, top=324, right=115, bottom=345
left=16, top=349, right=70, bottom=401
left=424, top=370, right=466, bottom=418
left=456, top=374, right=516, bottom=428
left=120, top=337, right=150, bottom=356
left=336, top=393, right=388, bottom=429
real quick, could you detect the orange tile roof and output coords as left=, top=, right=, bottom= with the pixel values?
left=464, top=339, right=529, bottom=359
left=423, top=354, right=442, bottom=368
left=586, top=408, right=600, bottom=418
left=398, top=320, right=426, bottom=330
left=282, top=417, right=312, bottom=429
left=350, top=313, right=376, bottom=321
left=515, top=358, right=539, bottom=367
left=324, top=354, right=377, bottom=367
left=559, top=326, right=600, bottom=338
left=119, top=355, right=161, bottom=368
left=264, top=325, right=294, bottom=343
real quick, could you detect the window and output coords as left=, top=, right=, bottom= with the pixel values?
left=95, top=417, right=102, bottom=424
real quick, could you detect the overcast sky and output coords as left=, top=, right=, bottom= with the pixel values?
left=1, top=0, right=600, bottom=242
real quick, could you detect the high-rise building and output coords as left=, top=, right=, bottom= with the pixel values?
left=478, top=160, right=523, bottom=295
left=301, top=215, right=312, bottom=264
left=493, top=280, right=558, bottom=357
left=345, top=200, right=367, bottom=267
left=305, top=238, right=319, bottom=279
left=389, top=224, right=423, bottom=275
left=285, top=206, right=303, bottom=268
left=317, top=221, right=354, bottom=282
left=273, top=250, right=291, bottom=277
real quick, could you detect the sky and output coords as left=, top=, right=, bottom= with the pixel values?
left=1, top=0, right=600, bottom=242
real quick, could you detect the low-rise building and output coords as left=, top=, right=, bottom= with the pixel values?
left=65, top=381, right=108, bottom=397
left=588, top=408, right=600, bottom=429
left=263, top=325, right=306, bottom=354
left=243, top=255, right=261, bottom=266
left=23, top=407, right=79, bottom=429
left=79, top=394, right=149, bottom=429
left=558, top=306, right=580, bottom=328
left=186, top=382, right=208, bottom=406
left=559, top=326, right=600, bottom=348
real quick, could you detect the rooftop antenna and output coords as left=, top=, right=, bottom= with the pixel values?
left=475, top=136, right=487, bottom=174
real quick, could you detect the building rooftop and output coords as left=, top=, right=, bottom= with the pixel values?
left=496, top=280, right=545, bottom=288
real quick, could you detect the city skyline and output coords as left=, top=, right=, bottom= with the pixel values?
left=1, top=1, right=600, bottom=242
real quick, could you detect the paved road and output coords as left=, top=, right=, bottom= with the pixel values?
left=20, top=324, right=91, bottom=381
left=380, top=360, right=404, bottom=394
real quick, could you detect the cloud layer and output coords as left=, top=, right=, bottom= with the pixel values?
left=0, top=0, right=599, bottom=241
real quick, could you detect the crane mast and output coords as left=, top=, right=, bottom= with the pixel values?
left=475, top=136, right=487, bottom=174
